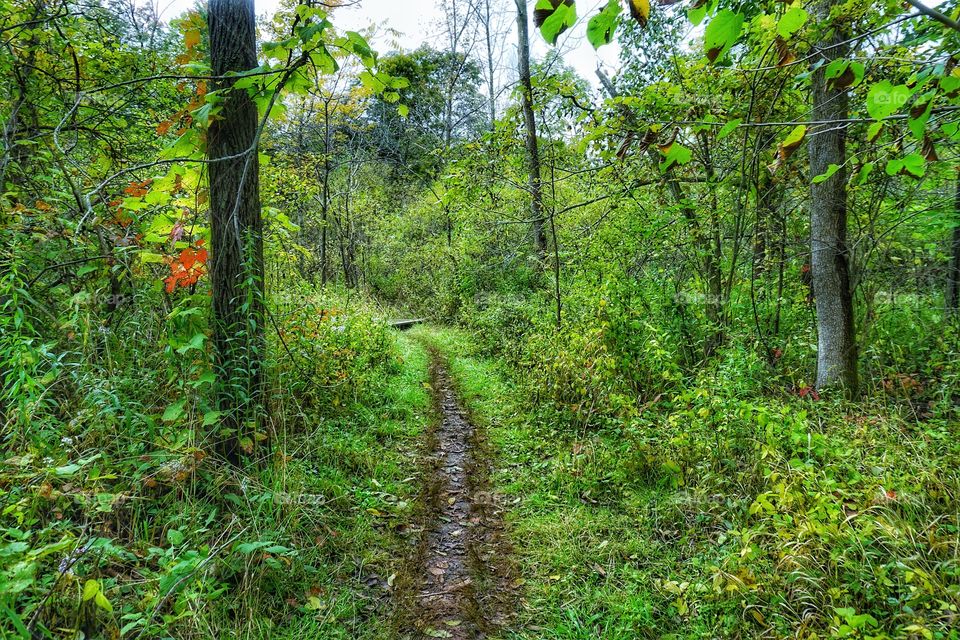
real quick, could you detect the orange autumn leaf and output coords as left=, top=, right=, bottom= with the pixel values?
left=164, top=244, right=208, bottom=293
left=124, top=180, right=152, bottom=197
left=180, top=248, right=197, bottom=269
left=184, top=29, right=200, bottom=50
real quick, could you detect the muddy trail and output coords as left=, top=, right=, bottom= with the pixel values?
left=397, top=352, right=514, bottom=639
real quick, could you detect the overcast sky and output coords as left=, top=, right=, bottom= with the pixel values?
left=155, top=0, right=948, bottom=95
left=156, top=0, right=621, bottom=93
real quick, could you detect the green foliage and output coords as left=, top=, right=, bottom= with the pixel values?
left=424, top=326, right=960, bottom=639
left=3, top=0, right=960, bottom=637
left=272, top=294, right=396, bottom=411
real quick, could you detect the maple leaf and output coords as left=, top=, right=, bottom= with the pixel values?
left=184, top=29, right=200, bottom=50
left=180, top=248, right=197, bottom=269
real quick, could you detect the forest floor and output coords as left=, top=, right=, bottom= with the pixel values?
left=9, top=321, right=954, bottom=638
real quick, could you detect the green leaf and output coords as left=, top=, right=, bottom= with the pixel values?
left=345, top=31, right=376, bottom=66
left=902, top=153, right=926, bottom=178
left=358, top=71, right=386, bottom=93
left=139, top=252, right=166, bottom=264
left=855, top=162, right=875, bottom=185
left=540, top=2, right=577, bottom=45
left=885, top=154, right=925, bottom=178
left=397, top=104, right=409, bottom=118
left=704, top=10, right=744, bottom=63
left=824, top=59, right=865, bottom=90
left=310, top=46, right=338, bottom=75
left=55, top=463, right=82, bottom=477
left=866, top=81, right=911, bottom=120
left=908, top=99, right=933, bottom=140
left=120, top=617, right=145, bottom=635
left=717, top=119, right=741, bottom=140
left=0, top=542, right=29, bottom=557
left=659, top=144, right=692, bottom=171
left=688, top=4, right=708, bottom=26
left=83, top=579, right=99, bottom=601
left=867, top=121, right=883, bottom=142
left=176, top=332, right=206, bottom=355
left=812, top=163, right=840, bottom=184
left=162, top=399, right=187, bottom=423
left=94, top=591, right=113, bottom=612
left=587, top=1, right=621, bottom=49
left=235, top=540, right=275, bottom=554
left=781, top=124, right=807, bottom=155
left=202, top=411, right=221, bottom=426
left=777, top=8, right=808, bottom=39
left=167, top=529, right=185, bottom=546
left=943, top=121, right=960, bottom=141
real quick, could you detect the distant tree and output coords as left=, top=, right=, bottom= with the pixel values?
left=366, top=47, right=484, bottom=182
left=514, top=0, right=548, bottom=260
left=949, top=174, right=960, bottom=316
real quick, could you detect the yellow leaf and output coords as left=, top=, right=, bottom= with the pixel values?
left=94, top=591, right=113, bottom=612
left=184, top=29, right=200, bottom=50
left=628, top=0, right=650, bottom=26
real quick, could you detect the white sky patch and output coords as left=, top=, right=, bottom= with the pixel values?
left=156, top=0, right=621, bottom=91
left=155, top=0, right=947, bottom=93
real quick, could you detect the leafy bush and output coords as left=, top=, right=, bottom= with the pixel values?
left=274, top=293, right=396, bottom=412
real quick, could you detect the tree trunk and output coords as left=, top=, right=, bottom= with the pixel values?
left=321, top=99, right=332, bottom=285
left=481, top=0, right=497, bottom=131
left=514, top=0, right=548, bottom=261
left=207, top=0, right=266, bottom=463
left=948, top=172, right=960, bottom=315
left=809, top=0, right=857, bottom=394
left=596, top=67, right=723, bottom=357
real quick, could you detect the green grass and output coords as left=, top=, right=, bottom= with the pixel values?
left=242, top=331, right=432, bottom=639
left=0, top=330, right=432, bottom=640
left=415, top=325, right=960, bottom=640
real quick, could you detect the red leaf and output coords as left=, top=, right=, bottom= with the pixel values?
left=180, top=248, right=197, bottom=269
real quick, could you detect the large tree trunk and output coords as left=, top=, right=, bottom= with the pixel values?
left=514, top=0, right=548, bottom=261
left=208, top=0, right=266, bottom=463
left=809, top=0, right=857, bottom=394
left=948, top=172, right=960, bottom=315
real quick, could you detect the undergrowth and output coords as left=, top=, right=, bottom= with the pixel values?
left=418, top=324, right=960, bottom=640
left=0, top=289, right=429, bottom=639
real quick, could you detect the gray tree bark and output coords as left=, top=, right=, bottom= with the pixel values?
left=479, top=0, right=498, bottom=131
left=514, top=0, right=548, bottom=260
left=208, top=0, right=266, bottom=462
left=809, top=0, right=858, bottom=394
